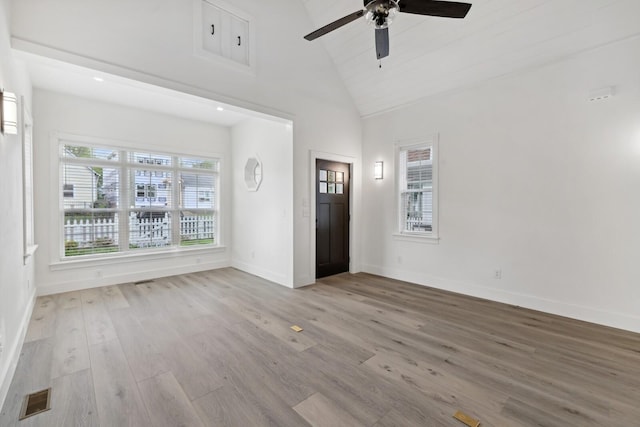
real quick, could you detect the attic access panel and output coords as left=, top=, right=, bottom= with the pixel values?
left=196, top=0, right=253, bottom=69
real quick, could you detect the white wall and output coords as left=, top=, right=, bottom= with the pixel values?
left=0, top=0, right=36, bottom=409
left=231, top=118, right=293, bottom=286
left=10, top=0, right=363, bottom=287
left=362, top=37, right=640, bottom=333
left=33, top=89, right=233, bottom=295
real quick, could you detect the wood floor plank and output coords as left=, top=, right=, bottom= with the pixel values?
left=4, top=268, right=640, bottom=427
left=193, top=386, right=273, bottom=427
left=108, top=308, right=169, bottom=382
left=0, top=339, right=53, bottom=427
left=54, top=291, right=82, bottom=310
left=220, top=295, right=317, bottom=352
left=293, top=392, right=366, bottom=427
left=100, top=285, right=130, bottom=310
left=137, top=371, right=205, bottom=427
left=89, top=339, right=151, bottom=426
left=50, top=306, right=90, bottom=379
left=187, top=328, right=314, bottom=426
left=23, top=369, right=99, bottom=427
left=24, top=296, right=57, bottom=342
left=363, top=352, right=513, bottom=426
left=80, top=289, right=117, bottom=346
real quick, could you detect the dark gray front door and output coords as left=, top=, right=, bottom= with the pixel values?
left=316, top=159, right=350, bottom=279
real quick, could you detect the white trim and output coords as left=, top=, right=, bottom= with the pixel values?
left=307, top=150, right=358, bottom=286
left=361, top=263, right=640, bottom=334
left=231, top=259, right=291, bottom=288
left=50, top=245, right=227, bottom=271
left=0, top=288, right=37, bottom=411
left=39, top=261, right=230, bottom=296
left=55, top=131, right=226, bottom=160
left=11, top=38, right=292, bottom=124
left=392, top=233, right=440, bottom=244
left=21, top=101, right=36, bottom=264
left=23, top=244, right=39, bottom=263
left=395, top=134, right=439, bottom=240
left=53, top=132, right=223, bottom=263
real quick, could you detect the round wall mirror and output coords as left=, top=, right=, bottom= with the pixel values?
left=244, top=157, right=262, bottom=191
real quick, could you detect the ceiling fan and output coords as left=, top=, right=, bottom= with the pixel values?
left=304, top=0, right=472, bottom=60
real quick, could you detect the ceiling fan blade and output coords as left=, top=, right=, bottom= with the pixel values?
left=375, top=27, right=389, bottom=59
left=399, top=0, right=472, bottom=19
left=304, top=10, right=365, bottom=41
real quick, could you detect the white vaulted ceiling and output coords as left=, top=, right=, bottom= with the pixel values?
left=300, top=0, right=640, bottom=116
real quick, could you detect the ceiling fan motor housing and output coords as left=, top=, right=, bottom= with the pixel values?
left=365, top=0, right=399, bottom=29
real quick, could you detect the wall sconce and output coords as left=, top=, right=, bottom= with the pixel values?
left=374, top=161, right=384, bottom=180
left=1, top=90, right=18, bottom=135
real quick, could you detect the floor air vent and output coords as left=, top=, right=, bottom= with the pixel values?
left=134, top=279, right=155, bottom=285
left=19, top=388, right=51, bottom=420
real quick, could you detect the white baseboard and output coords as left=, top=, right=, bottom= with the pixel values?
left=37, top=260, right=231, bottom=296
left=0, top=288, right=37, bottom=411
left=362, top=263, right=640, bottom=334
left=294, top=275, right=314, bottom=288
left=231, top=259, right=292, bottom=288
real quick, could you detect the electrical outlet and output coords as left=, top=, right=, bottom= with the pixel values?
left=494, top=269, right=502, bottom=279
left=251, top=251, right=255, bottom=259
left=397, top=256, right=403, bottom=265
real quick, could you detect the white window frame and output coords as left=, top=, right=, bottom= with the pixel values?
left=22, top=102, right=38, bottom=264
left=57, top=135, right=221, bottom=260
left=394, top=135, right=439, bottom=243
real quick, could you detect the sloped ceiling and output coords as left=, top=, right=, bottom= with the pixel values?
left=301, top=0, right=640, bottom=117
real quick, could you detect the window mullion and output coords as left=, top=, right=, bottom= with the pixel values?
left=172, top=157, right=181, bottom=246
left=120, top=150, right=129, bottom=253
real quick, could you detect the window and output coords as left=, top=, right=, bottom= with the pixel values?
left=398, top=138, right=438, bottom=238
left=60, top=141, right=219, bottom=258
left=63, top=184, right=74, bottom=198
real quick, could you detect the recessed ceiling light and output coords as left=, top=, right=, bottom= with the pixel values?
left=93, top=77, right=104, bottom=82
left=217, top=107, right=224, bottom=111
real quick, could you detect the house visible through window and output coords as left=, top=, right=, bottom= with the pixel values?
left=398, top=139, right=438, bottom=238
left=60, top=142, right=219, bottom=258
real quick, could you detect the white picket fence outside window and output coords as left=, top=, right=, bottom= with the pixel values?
left=64, top=213, right=215, bottom=249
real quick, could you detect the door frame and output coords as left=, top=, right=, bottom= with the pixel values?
left=308, top=150, right=358, bottom=283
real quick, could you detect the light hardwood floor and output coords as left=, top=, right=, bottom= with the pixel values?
left=2, top=268, right=639, bottom=426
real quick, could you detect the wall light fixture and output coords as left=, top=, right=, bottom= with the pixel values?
left=374, top=161, right=384, bottom=180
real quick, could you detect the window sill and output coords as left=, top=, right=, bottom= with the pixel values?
left=50, top=245, right=227, bottom=271
left=392, top=233, right=440, bottom=244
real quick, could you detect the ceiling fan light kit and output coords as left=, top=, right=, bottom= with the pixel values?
left=304, top=0, right=472, bottom=61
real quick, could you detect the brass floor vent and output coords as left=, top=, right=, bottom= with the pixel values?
left=19, top=388, right=51, bottom=420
